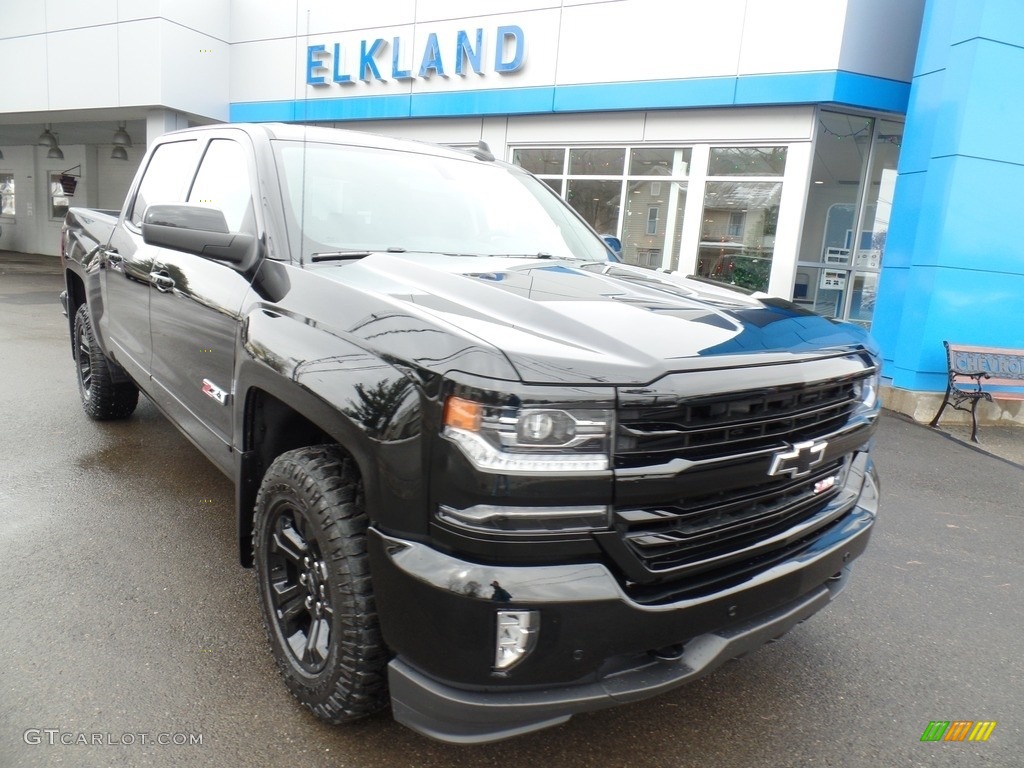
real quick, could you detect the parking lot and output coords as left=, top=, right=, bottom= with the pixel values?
left=1, top=253, right=1022, bottom=767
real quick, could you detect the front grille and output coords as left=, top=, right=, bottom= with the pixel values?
left=605, top=361, right=875, bottom=599
left=615, top=459, right=846, bottom=575
left=616, top=375, right=865, bottom=466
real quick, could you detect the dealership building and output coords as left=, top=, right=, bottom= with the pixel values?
left=1, top=0, right=1021, bottom=423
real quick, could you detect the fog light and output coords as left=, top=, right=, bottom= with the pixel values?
left=495, top=610, right=538, bottom=671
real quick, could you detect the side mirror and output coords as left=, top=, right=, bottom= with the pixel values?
left=142, top=204, right=256, bottom=268
left=600, top=234, right=622, bottom=262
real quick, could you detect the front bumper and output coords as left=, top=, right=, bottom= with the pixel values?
left=370, top=460, right=878, bottom=744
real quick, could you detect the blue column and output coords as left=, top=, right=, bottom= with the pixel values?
left=873, top=0, right=1024, bottom=393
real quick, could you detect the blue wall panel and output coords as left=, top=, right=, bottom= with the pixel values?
left=931, top=156, right=1024, bottom=273
left=412, top=86, right=555, bottom=117
left=914, top=0, right=955, bottom=75
left=231, top=72, right=910, bottom=124
left=870, top=264, right=910, bottom=368
left=952, top=0, right=1024, bottom=49
left=890, top=265, right=1024, bottom=391
left=938, top=40, right=1024, bottom=165
left=553, top=77, right=736, bottom=112
left=874, top=0, right=1024, bottom=396
left=896, top=69, right=943, bottom=175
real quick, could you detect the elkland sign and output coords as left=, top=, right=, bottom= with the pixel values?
left=306, top=25, right=526, bottom=86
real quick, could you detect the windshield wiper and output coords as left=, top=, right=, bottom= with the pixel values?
left=310, top=247, right=407, bottom=263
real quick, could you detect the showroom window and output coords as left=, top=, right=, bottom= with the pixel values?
left=0, top=173, right=14, bottom=216
left=796, top=111, right=903, bottom=329
left=695, top=146, right=786, bottom=292
left=512, top=145, right=691, bottom=269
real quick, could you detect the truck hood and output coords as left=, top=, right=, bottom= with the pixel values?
left=314, top=253, right=877, bottom=385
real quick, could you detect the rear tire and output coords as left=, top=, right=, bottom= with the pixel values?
left=253, top=445, right=390, bottom=722
left=73, top=304, right=139, bottom=420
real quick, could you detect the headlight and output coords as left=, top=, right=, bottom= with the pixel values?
left=442, top=396, right=613, bottom=474
left=852, top=368, right=881, bottom=412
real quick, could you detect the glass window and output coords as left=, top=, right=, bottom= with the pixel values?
left=0, top=173, right=13, bottom=215
left=629, top=147, right=691, bottom=176
left=49, top=174, right=70, bottom=221
left=540, top=178, right=563, bottom=196
left=709, top=147, right=787, bottom=176
left=565, top=179, right=622, bottom=235
left=845, top=118, right=902, bottom=326
left=513, top=148, right=565, bottom=176
left=569, top=148, right=625, bottom=176
left=188, top=140, right=254, bottom=233
left=621, top=178, right=686, bottom=270
left=697, top=181, right=782, bottom=291
left=647, top=206, right=659, bottom=235
left=795, top=111, right=902, bottom=328
left=728, top=211, right=745, bottom=237
left=129, top=140, right=199, bottom=227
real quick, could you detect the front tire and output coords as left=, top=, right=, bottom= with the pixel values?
left=73, top=304, right=139, bottom=420
left=253, top=446, right=389, bottom=723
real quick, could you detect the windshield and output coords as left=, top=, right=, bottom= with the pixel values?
left=272, top=140, right=611, bottom=264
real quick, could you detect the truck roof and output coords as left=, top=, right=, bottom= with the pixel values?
left=159, top=122, right=494, bottom=164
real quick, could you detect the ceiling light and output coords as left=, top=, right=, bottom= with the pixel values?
left=112, top=121, right=133, bottom=148
left=47, top=145, right=65, bottom=160
left=37, top=125, right=58, bottom=148
left=111, top=145, right=129, bottom=160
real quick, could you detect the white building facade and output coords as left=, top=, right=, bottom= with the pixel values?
left=0, top=0, right=925, bottom=329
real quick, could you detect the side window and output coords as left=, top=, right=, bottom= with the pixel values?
left=129, top=140, right=199, bottom=228
left=188, top=140, right=254, bottom=233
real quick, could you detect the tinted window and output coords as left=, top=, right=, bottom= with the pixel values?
left=129, top=140, right=199, bottom=227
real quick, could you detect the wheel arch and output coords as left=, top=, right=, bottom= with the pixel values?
left=233, top=358, right=427, bottom=567
left=64, top=269, right=87, bottom=357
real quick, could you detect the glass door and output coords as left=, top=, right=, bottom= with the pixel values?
left=796, top=111, right=902, bottom=329
left=842, top=118, right=902, bottom=328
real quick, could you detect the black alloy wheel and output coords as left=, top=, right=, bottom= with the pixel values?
left=253, top=446, right=389, bottom=722
left=73, top=304, right=139, bottom=420
left=264, top=501, right=334, bottom=673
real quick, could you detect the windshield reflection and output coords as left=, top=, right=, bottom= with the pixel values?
left=273, top=140, right=611, bottom=265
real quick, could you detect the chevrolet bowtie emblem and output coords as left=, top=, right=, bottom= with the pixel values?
left=768, top=440, right=827, bottom=478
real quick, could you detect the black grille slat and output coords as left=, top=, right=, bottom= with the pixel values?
left=616, top=462, right=844, bottom=573
left=624, top=516, right=849, bottom=605
left=616, top=377, right=863, bottom=466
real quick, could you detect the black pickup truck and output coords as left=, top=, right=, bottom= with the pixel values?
left=60, top=123, right=881, bottom=744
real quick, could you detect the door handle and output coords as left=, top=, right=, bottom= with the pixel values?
left=150, top=270, right=176, bottom=292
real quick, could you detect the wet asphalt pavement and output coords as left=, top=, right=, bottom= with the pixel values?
left=1, top=253, right=1022, bottom=767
